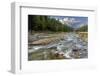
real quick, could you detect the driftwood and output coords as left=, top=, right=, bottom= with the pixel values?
left=30, top=36, right=64, bottom=45
left=31, top=38, right=57, bottom=45
left=28, top=32, right=65, bottom=45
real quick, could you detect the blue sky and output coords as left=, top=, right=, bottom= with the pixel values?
left=50, top=16, right=88, bottom=29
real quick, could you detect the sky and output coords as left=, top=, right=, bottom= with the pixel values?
left=50, top=16, right=88, bottom=29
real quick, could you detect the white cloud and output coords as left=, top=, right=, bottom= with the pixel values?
left=59, top=17, right=87, bottom=29
left=78, top=23, right=86, bottom=28
left=59, top=19, right=64, bottom=24
left=59, top=17, right=80, bottom=26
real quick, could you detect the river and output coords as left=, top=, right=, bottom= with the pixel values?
left=28, top=32, right=88, bottom=60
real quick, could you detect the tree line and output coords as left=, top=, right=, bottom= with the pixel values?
left=28, top=15, right=87, bottom=33
left=28, top=15, right=73, bottom=33
left=76, top=25, right=88, bottom=32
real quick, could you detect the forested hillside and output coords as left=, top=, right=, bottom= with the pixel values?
left=28, top=15, right=73, bottom=32
left=76, top=25, right=88, bottom=32
left=28, top=15, right=88, bottom=33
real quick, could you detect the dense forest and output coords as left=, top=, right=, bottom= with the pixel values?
left=76, top=25, right=88, bottom=32
left=28, top=15, right=88, bottom=33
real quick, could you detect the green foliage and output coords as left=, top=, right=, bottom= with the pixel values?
left=76, top=25, right=88, bottom=32
left=28, top=15, right=87, bottom=32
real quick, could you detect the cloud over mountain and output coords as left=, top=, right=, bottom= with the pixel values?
left=59, top=17, right=87, bottom=29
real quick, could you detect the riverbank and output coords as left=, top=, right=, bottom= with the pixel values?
left=28, top=32, right=87, bottom=45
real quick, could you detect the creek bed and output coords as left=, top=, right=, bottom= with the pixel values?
left=28, top=32, right=88, bottom=60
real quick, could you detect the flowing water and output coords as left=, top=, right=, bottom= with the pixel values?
left=28, top=32, right=88, bottom=60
